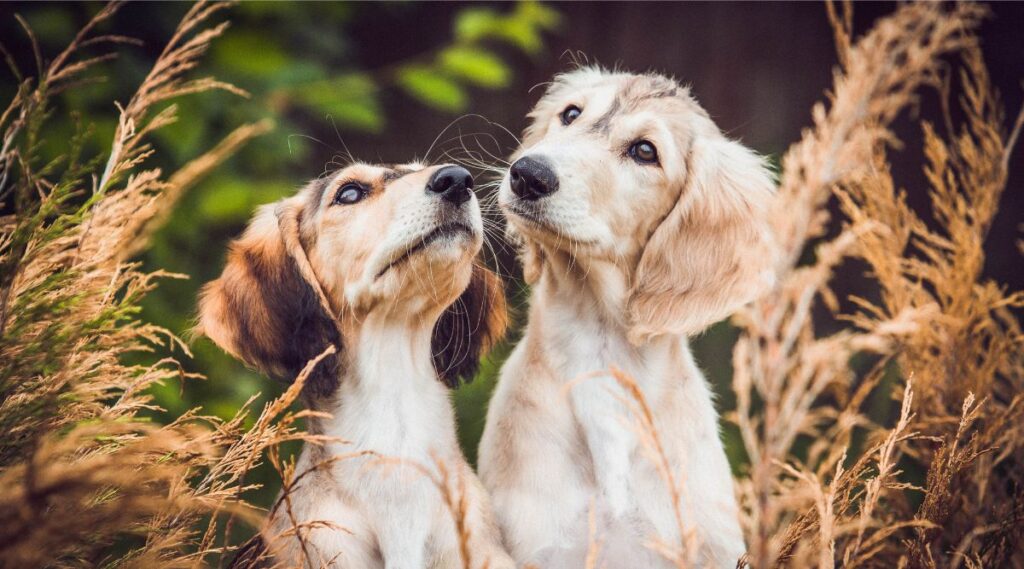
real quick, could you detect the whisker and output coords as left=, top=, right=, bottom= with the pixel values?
left=327, top=115, right=357, bottom=165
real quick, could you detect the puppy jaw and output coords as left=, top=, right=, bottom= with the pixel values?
left=504, top=67, right=778, bottom=338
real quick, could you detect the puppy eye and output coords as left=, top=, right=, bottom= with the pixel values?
left=629, top=140, right=659, bottom=165
left=561, top=105, right=582, bottom=126
left=333, top=183, right=366, bottom=205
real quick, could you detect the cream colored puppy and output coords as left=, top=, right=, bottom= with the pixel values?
left=199, top=163, right=513, bottom=569
left=479, top=68, right=776, bottom=568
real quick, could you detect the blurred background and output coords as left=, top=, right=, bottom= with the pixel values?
left=2, top=1, right=1021, bottom=511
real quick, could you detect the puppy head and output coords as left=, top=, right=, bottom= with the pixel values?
left=198, top=163, right=507, bottom=395
left=501, top=68, right=776, bottom=341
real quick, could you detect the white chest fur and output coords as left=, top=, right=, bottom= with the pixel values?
left=276, top=317, right=465, bottom=569
left=493, top=259, right=745, bottom=567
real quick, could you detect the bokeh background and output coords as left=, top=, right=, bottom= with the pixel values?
left=2, top=1, right=1021, bottom=511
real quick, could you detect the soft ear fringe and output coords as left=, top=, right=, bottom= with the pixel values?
left=431, top=263, right=508, bottom=388
left=627, top=135, right=777, bottom=344
left=196, top=201, right=342, bottom=398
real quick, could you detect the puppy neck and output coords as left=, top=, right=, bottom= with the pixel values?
left=531, top=247, right=680, bottom=375
left=536, top=247, right=633, bottom=329
left=309, top=306, right=457, bottom=460
left=348, top=308, right=441, bottom=391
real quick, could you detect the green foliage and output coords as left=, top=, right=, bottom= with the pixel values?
left=293, top=74, right=383, bottom=132
left=440, top=47, right=512, bottom=88
left=455, top=1, right=560, bottom=53
left=397, top=65, right=468, bottom=112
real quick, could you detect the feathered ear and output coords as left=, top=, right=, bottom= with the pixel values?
left=197, top=200, right=342, bottom=398
left=627, top=134, right=777, bottom=344
left=431, top=264, right=508, bottom=388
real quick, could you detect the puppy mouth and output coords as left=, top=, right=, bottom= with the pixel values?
left=375, top=223, right=475, bottom=279
left=503, top=201, right=551, bottom=228
left=503, top=203, right=598, bottom=247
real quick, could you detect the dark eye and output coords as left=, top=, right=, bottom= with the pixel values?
left=332, top=183, right=365, bottom=205
left=561, top=105, right=582, bottom=126
left=629, top=140, right=659, bottom=165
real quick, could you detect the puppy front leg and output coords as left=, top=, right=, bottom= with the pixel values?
left=463, top=475, right=517, bottom=569
left=571, top=375, right=637, bottom=518
left=379, top=537, right=426, bottom=569
left=377, top=511, right=430, bottom=569
left=427, top=468, right=516, bottom=569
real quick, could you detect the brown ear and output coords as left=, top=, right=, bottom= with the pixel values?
left=197, top=200, right=342, bottom=398
left=431, top=264, right=508, bottom=387
left=627, top=134, right=777, bottom=344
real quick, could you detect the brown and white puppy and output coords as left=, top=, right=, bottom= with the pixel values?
left=478, top=68, right=776, bottom=568
left=198, top=162, right=513, bottom=569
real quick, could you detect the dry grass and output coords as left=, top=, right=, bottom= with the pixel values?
left=0, top=2, right=298, bottom=567
left=1, top=1, right=1022, bottom=568
left=599, top=2, right=1023, bottom=568
left=724, top=2, right=1024, bottom=567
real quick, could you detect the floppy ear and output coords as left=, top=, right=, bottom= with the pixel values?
left=197, top=200, right=342, bottom=398
left=627, top=134, right=777, bottom=344
left=431, top=264, right=508, bottom=387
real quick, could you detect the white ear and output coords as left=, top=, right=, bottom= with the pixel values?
left=626, top=134, right=777, bottom=344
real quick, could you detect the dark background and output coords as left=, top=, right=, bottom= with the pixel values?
left=2, top=1, right=1021, bottom=510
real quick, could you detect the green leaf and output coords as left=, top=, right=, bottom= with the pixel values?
left=212, top=31, right=290, bottom=78
left=292, top=74, right=383, bottom=132
left=197, top=179, right=287, bottom=223
left=453, top=2, right=560, bottom=55
left=516, top=1, right=561, bottom=30
left=454, top=8, right=501, bottom=43
left=396, top=66, right=467, bottom=112
left=497, top=19, right=542, bottom=54
left=438, top=47, right=510, bottom=89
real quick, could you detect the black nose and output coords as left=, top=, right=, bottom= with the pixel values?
left=427, top=165, right=474, bottom=206
left=509, top=156, right=558, bottom=200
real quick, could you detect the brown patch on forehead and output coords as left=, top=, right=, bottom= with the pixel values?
left=310, top=164, right=398, bottom=210
left=307, top=176, right=333, bottom=212
left=621, top=77, right=687, bottom=116
left=589, top=96, right=622, bottom=136
left=380, top=166, right=418, bottom=184
left=588, top=75, right=685, bottom=136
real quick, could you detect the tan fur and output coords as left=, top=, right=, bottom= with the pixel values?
left=628, top=133, right=777, bottom=343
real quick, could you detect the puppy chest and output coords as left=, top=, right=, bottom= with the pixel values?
left=331, top=389, right=456, bottom=459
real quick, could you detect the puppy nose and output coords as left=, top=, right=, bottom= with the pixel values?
left=509, top=156, right=559, bottom=200
left=427, top=165, right=474, bottom=206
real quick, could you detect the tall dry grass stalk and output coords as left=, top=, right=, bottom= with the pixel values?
left=0, top=2, right=295, bottom=567
left=607, top=2, right=1023, bottom=568
left=722, top=2, right=1024, bottom=567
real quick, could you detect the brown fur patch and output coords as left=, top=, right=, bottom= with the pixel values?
left=198, top=204, right=342, bottom=398
left=431, top=264, right=508, bottom=387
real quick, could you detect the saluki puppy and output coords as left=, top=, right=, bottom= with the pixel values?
left=479, top=68, right=776, bottom=568
left=198, top=162, right=513, bottom=569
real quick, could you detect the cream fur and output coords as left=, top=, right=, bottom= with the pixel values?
left=480, top=68, right=777, bottom=568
